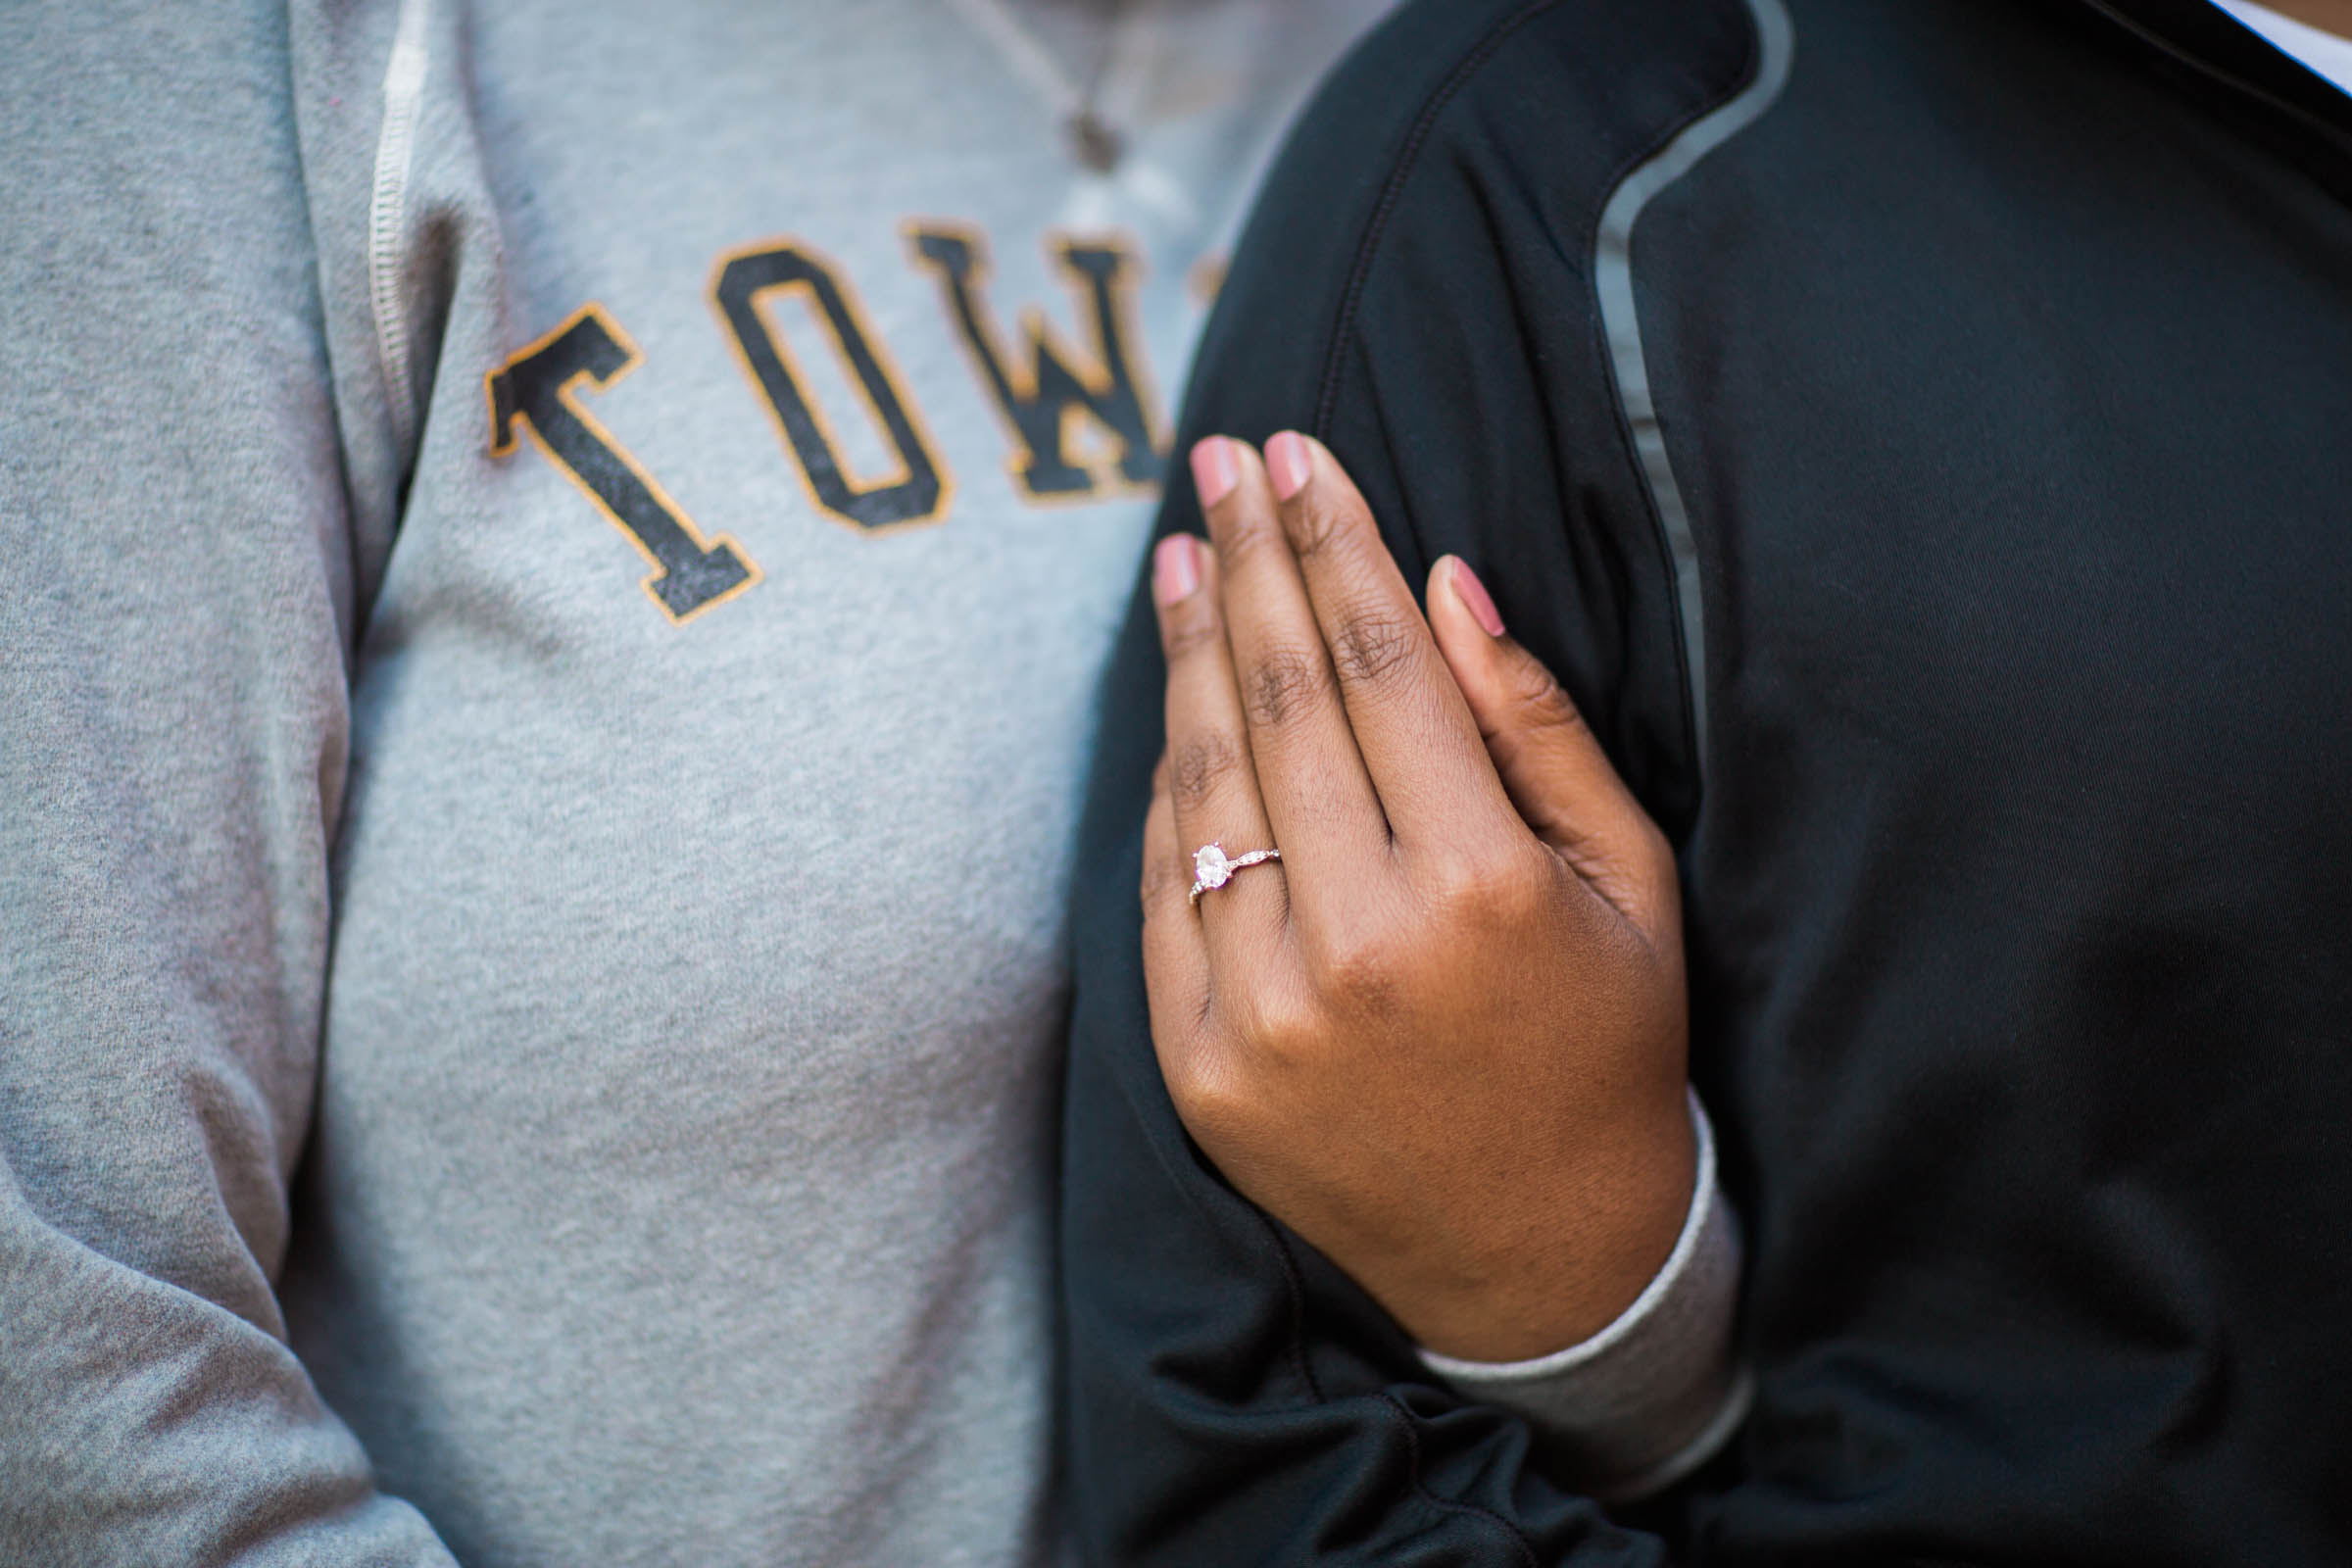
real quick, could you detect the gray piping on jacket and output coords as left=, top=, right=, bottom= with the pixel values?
left=1593, top=0, right=1792, bottom=779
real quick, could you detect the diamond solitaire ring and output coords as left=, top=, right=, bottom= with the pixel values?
left=1189, top=842, right=1282, bottom=906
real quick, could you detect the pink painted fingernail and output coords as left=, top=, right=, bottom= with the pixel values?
left=1153, top=534, right=1201, bottom=607
left=1266, top=430, right=1312, bottom=501
left=1448, top=558, right=1505, bottom=637
left=1190, top=436, right=1239, bottom=511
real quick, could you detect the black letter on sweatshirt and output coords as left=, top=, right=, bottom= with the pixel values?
left=712, top=241, right=950, bottom=531
left=907, top=223, right=1167, bottom=499
left=487, top=305, right=760, bottom=622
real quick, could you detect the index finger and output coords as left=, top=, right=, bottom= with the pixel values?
left=1260, top=430, right=1518, bottom=845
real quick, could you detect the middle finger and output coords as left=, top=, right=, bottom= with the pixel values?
left=1262, top=430, right=1518, bottom=848
left=1190, top=437, right=1388, bottom=910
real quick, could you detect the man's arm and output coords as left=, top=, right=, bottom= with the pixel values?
left=0, top=3, right=452, bottom=1561
left=1059, top=0, right=1762, bottom=1559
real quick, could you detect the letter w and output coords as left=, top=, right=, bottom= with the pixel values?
left=907, top=223, right=1167, bottom=499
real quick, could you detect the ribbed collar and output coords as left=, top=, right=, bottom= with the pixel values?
left=2077, top=0, right=2352, bottom=198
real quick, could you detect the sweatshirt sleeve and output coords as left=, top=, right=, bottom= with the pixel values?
left=1059, top=2, right=1760, bottom=1562
left=0, top=3, right=454, bottom=1562
left=1420, top=1094, right=1751, bottom=1503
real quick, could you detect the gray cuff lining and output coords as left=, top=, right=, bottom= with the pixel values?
left=1419, top=1090, right=1748, bottom=1501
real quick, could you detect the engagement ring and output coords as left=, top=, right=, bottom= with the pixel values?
left=1189, top=842, right=1281, bottom=906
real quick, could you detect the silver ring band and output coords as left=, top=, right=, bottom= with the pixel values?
left=1189, top=842, right=1281, bottom=906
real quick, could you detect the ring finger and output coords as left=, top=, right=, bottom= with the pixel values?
left=1190, top=438, right=1386, bottom=929
left=1151, top=532, right=1288, bottom=955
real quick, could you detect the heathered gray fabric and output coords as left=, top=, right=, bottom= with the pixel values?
left=1, top=0, right=1746, bottom=1560
left=0, top=2, right=1392, bottom=1563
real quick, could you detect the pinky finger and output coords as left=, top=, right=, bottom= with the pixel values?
left=1140, top=752, right=1211, bottom=1046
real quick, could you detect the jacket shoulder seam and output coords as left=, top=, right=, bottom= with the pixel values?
left=1308, top=0, right=1572, bottom=439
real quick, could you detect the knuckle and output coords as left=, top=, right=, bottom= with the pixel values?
left=1244, top=644, right=1332, bottom=729
left=1328, top=606, right=1423, bottom=692
left=1284, top=491, right=1361, bottom=562
left=1164, top=1052, right=1255, bottom=1151
left=1428, top=844, right=1550, bottom=925
left=1212, top=500, right=1286, bottom=565
left=1305, top=922, right=1405, bottom=1010
left=1624, top=820, right=1684, bottom=927
left=1233, top=984, right=1327, bottom=1061
left=1169, top=729, right=1245, bottom=812
left=1159, top=604, right=1224, bottom=662
left=1513, top=662, right=1587, bottom=732
left=1139, top=847, right=1188, bottom=906
left=1631, top=814, right=1678, bottom=881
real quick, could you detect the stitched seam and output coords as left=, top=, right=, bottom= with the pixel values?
left=1309, top=0, right=1569, bottom=440
left=1379, top=1393, right=1544, bottom=1568
left=368, top=0, right=432, bottom=457
left=1308, top=0, right=1767, bottom=818
left=1256, top=1213, right=1328, bottom=1403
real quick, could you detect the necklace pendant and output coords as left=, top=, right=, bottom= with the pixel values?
left=1065, top=110, right=1125, bottom=173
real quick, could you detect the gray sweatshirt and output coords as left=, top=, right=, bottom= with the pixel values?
left=0, top=2, right=1733, bottom=1564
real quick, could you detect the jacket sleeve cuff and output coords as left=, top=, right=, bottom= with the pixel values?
left=1418, top=1090, right=1751, bottom=1502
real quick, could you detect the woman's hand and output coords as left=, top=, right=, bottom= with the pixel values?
left=1141, top=431, right=1694, bottom=1364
